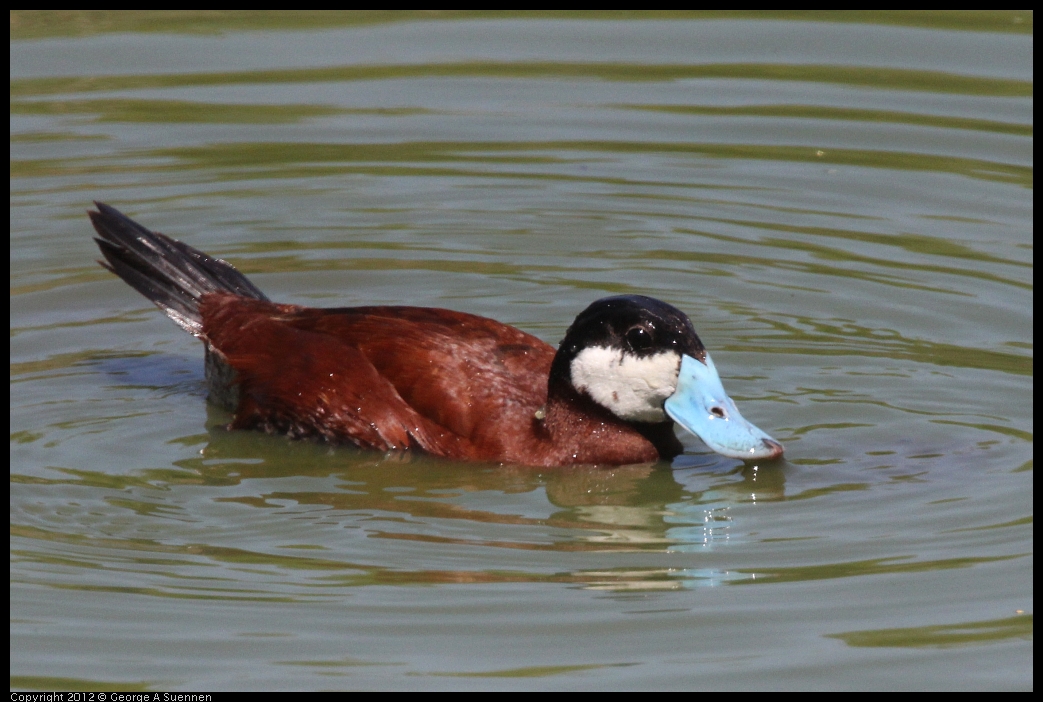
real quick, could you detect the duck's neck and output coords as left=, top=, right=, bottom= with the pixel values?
left=540, top=379, right=683, bottom=464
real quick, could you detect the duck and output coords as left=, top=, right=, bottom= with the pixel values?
left=88, top=202, right=784, bottom=467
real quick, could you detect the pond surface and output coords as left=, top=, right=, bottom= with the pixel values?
left=10, top=11, right=1032, bottom=690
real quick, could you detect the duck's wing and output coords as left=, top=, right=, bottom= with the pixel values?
left=291, top=306, right=556, bottom=449
left=200, top=294, right=479, bottom=459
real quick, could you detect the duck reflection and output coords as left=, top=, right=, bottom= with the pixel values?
left=143, top=404, right=789, bottom=590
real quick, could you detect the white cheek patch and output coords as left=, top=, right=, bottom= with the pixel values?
left=570, top=347, right=681, bottom=423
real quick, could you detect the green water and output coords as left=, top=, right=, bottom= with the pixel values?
left=10, top=11, right=1032, bottom=690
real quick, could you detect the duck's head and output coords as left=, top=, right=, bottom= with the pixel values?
left=550, top=295, right=783, bottom=461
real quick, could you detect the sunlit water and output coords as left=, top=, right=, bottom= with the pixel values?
left=11, top=12, right=1032, bottom=690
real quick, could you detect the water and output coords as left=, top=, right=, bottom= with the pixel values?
left=10, top=11, right=1032, bottom=690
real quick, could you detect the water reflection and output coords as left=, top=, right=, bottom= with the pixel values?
left=85, top=412, right=793, bottom=592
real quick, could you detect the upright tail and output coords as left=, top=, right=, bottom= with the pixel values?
left=89, top=202, right=269, bottom=337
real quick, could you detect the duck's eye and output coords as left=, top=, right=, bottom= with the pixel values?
left=626, top=326, right=653, bottom=351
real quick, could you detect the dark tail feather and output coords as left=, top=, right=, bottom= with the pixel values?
left=89, top=202, right=269, bottom=336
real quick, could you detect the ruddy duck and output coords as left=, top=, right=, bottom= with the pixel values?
left=89, top=203, right=783, bottom=466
